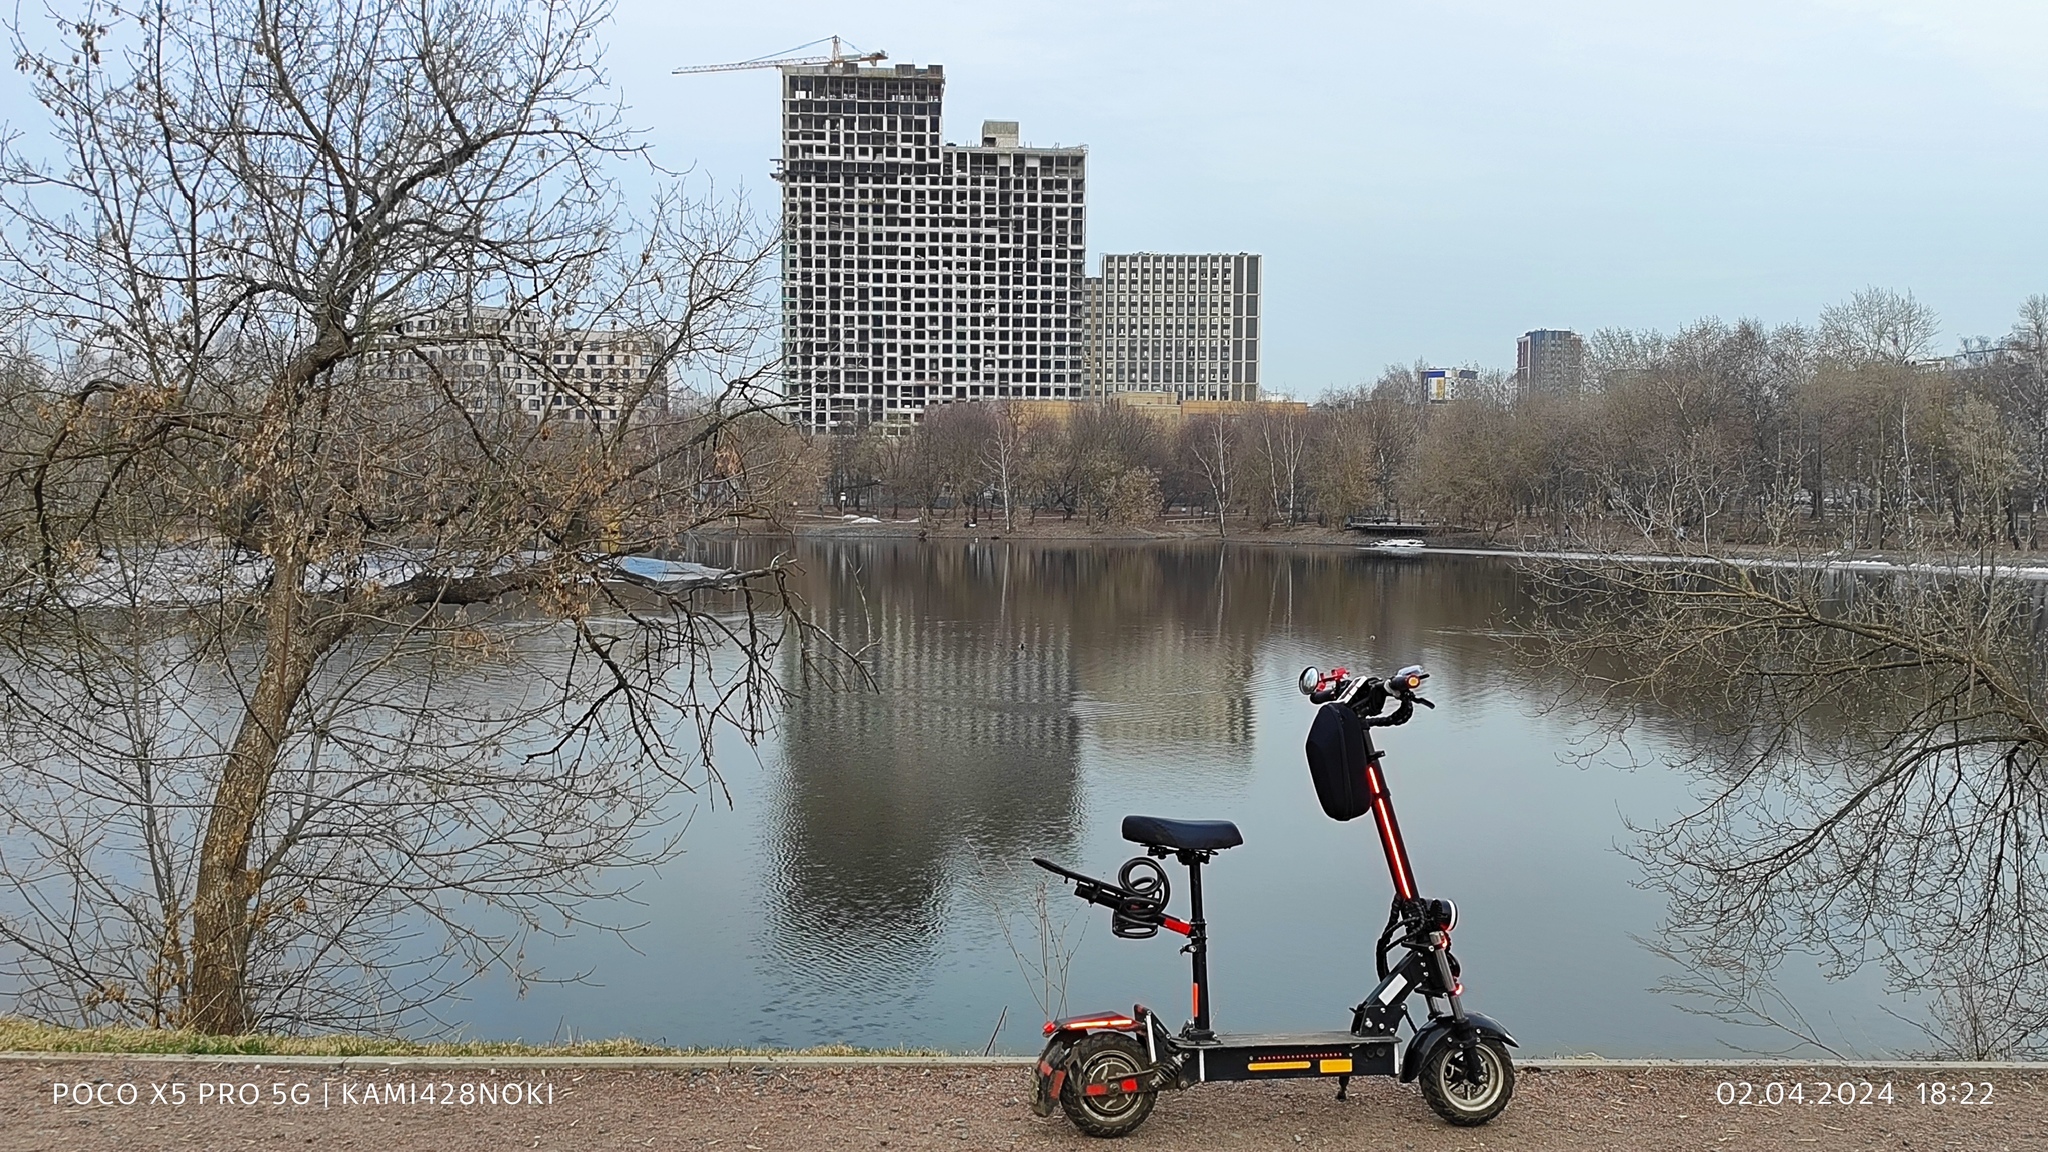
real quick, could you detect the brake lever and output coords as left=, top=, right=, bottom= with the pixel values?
left=1414, top=695, right=1435, bottom=709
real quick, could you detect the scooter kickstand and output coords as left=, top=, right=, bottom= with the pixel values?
left=1335, top=1074, right=1349, bottom=1101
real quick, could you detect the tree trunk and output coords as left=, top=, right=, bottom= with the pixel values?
left=1814, top=423, right=1825, bottom=526
left=188, top=562, right=347, bottom=1034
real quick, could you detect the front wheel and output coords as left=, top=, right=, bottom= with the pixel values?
left=1057, top=1032, right=1157, bottom=1138
left=1418, top=1035, right=1514, bottom=1126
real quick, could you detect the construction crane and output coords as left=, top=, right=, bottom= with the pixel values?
left=673, top=35, right=885, bottom=76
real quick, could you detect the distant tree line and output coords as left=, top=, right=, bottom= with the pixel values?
left=814, top=288, right=2048, bottom=550
left=815, top=397, right=1394, bottom=538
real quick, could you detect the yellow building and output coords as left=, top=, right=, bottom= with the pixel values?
left=1007, top=391, right=1307, bottom=426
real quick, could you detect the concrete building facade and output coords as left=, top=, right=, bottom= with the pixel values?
left=1515, top=328, right=1585, bottom=398
left=367, top=305, right=655, bottom=425
left=1423, top=366, right=1477, bottom=404
left=1081, top=253, right=1261, bottom=402
left=777, top=62, right=1087, bottom=433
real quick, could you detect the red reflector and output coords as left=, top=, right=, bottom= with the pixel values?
left=1084, top=1084, right=1107, bottom=1096
left=1047, top=1014, right=1136, bottom=1036
left=1120, top=1078, right=1138, bottom=1092
left=1161, top=916, right=1192, bottom=936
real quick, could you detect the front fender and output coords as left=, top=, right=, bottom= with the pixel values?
left=1399, top=1013, right=1516, bottom=1083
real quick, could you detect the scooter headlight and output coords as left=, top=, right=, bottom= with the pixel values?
left=1427, top=897, right=1458, bottom=932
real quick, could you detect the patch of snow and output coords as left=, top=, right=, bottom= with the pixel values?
left=608, top=556, right=734, bottom=589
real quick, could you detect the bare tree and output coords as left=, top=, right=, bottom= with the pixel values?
left=1534, top=554, right=2048, bottom=1057
left=981, top=402, right=1031, bottom=531
left=1251, top=405, right=1309, bottom=526
left=1180, top=412, right=1236, bottom=538
left=1064, top=400, right=1161, bottom=527
left=1819, top=287, right=1941, bottom=365
left=898, top=402, right=986, bottom=522
left=1410, top=396, right=1517, bottom=539
left=1973, top=296, right=2048, bottom=547
left=0, top=0, right=845, bottom=1035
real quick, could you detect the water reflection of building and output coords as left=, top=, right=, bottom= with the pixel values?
left=1070, top=618, right=1254, bottom=752
left=762, top=542, right=1086, bottom=1013
left=743, top=539, right=1537, bottom=1037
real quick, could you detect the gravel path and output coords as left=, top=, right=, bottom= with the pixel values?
left=2, top=1060, right=2040, bottom=1151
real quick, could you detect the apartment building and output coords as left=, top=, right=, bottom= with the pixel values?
left=1515, top=329, right=1585, bottom=398
left=1424, top=367, right=1477, bottom=403
left=366, top=305, right=657, bottom=425
left=1081, top=253, right=1262, bottom=402
left=778, top=62, right=1088, bottom=433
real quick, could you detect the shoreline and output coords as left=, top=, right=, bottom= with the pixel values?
left=756, top=516, right=2048, bottom=579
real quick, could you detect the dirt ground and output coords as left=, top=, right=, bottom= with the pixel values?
left=0, top=1060, right=2039, bottom=1151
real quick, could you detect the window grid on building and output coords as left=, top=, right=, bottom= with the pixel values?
left=364, top=305, right=656, bottom=425
left=777, top=63, right=1088, bottom=434
left=1080, top=253, right=1261, bottom=403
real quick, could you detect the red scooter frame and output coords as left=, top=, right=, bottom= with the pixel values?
left=1027, top=664, right=1517, bottom=1138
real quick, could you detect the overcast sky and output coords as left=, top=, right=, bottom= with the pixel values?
left=604, top=0, right=2048, bottom=396
left=6, top=2, right=2042, bottom=397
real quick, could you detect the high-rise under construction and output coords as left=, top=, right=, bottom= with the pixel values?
left=776, top=62, right=1087, bottom=433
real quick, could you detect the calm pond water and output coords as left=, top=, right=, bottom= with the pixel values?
left=457, top=538, right=1925, bottom=1057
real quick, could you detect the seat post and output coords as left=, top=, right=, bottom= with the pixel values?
left=1181, top=849, right=1213, bottom=1040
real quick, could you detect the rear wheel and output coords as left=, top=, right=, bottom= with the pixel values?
left=1418, top=1035, right=1514, bottom=1126
left=1057, top=1032, right=1157, bottom=1138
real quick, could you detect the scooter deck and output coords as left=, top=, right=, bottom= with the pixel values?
left=1183, top=1031, right=1399, bottom=1083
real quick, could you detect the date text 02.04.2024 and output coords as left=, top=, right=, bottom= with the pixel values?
left=1715, top=1081, right=1997, bottom=1107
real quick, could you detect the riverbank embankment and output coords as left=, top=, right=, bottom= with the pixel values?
left=1, top=1056, right=2037, bottom=1150
left=782, top=514, right=2048, bottom=581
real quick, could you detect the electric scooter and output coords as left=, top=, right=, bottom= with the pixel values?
left=1027, top=663, right=1516, bottom=1137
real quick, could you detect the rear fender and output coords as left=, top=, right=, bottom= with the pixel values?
left=1399, top=1013, right=1516, bottom=1083
left=1034, top=1007, right=1179, bottom=1109
left=1033, top=1010, right=1141, bottom=1114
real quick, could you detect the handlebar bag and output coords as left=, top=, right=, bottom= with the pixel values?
left=1305, top=701, right=1371, bottom=821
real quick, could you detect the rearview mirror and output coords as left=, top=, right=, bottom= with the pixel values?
left=1297, top=667, right=1321, bottom=696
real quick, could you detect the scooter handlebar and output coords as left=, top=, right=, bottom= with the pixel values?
left=1298, top=663, right=1432, bottom=719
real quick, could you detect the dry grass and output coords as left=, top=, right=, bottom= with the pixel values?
left=0, top=1017, right=946, bottom=1058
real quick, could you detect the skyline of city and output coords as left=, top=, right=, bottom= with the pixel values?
left=599, top=1, right=2048, bottom=398
left=3, top=3, right=2037, bottom=397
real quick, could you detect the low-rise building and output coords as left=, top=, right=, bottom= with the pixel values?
left=366, top=305, right=659, bottom=425
left=1423, top=367, right=1477, bottom=404
left=1002, top=390, right=1304, bottom=427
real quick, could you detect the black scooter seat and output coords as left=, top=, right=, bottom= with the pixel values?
left=1121, top=815, right=1244, bottom=852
